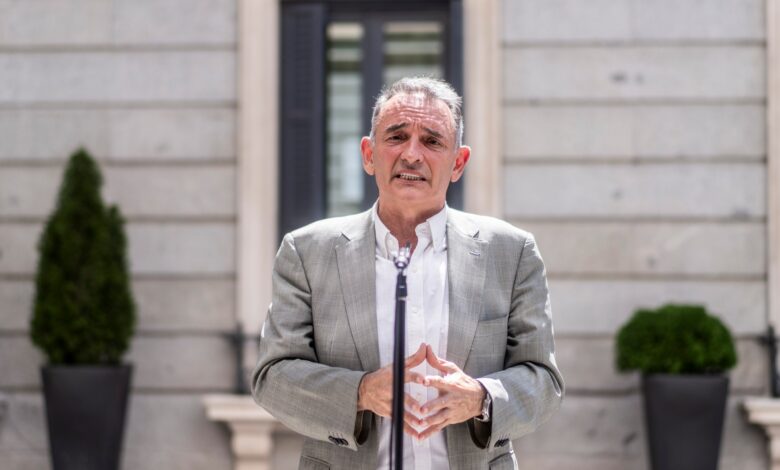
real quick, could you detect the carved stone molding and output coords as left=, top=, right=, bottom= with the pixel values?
left=203, top=394, right=285, bottom=470
left=744, top=397, right=780, bottom=469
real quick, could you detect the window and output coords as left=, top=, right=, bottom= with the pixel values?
left=280, top=0, right=463, bottom=238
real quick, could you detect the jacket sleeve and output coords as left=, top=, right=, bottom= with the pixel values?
left=251, top=233, right=369, bottom=451
left=468, top=234, right=565, bottom=448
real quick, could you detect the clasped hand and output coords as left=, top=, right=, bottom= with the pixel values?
left=357, top=343, right=486, bottom=440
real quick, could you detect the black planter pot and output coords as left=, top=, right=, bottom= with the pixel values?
left=41, top=365, right=132, bottom=470
left=642, top=374, right=728, bottom=470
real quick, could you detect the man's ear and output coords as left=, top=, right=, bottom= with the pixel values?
left=361, top=136, right=375, bottom=175
left=450, top=145, right=471, bottom=182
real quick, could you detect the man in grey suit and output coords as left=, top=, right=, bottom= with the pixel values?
left=252, top=77, right=563, bottom=469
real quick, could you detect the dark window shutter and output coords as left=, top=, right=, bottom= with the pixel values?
left=446, top=0, right=464, bottom=210
left=359, top=14, right=384, bottom=211
left=279, top=4, right=327, bottom=239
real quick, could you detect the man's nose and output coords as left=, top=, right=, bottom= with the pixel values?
left=401, top=139, right=423, bottom=164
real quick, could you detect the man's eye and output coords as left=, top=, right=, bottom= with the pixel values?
left=427, top=138, right=441, bottom=146
left=388, top=135, right=404, bottom=142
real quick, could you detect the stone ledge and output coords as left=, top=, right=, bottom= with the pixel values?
left=203, top=394, right=291, bottom=470
left=743, top=397, right=780, bottom=469
left=745, top=397, right=780, bottom=424
left=204, top=394, right=276, bottom=424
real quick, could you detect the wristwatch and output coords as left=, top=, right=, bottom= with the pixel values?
left=476, top=385, right=492, bottom=422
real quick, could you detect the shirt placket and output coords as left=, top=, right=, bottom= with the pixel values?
left=407, top=241, right=432, bottom=470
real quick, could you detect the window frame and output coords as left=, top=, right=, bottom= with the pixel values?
left=279, top=0, right=464, bottom=240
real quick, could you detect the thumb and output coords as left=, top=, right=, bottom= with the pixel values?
left=426, top=344, right=454, bottom=373
left=405, top=343, right=427, bottom=368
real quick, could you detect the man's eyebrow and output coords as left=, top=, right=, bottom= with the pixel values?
left=423, top=127, right=444, bottom=140
left=384, top=123, right=408, bottom=134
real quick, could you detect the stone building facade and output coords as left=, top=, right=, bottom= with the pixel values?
left=0, top=0, right=777, bottom=469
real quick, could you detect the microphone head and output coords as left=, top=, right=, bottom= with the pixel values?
left=393, top=242, right=411, bottom=269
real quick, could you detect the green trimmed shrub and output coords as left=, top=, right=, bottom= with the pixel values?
left=616, top=304, right=736, bottom=374
left=31, top=148, right=136, bottom=365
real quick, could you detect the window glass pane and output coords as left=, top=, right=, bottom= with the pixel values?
left=383, top=21, right=443, bottom=85
left=326, top=22, right=364, bottom=217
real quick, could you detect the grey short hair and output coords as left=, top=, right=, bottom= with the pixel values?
left=369, top=77, right=464, bottom=147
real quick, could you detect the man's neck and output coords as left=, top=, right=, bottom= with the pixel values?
left=377, top=201, right=444, bottom=254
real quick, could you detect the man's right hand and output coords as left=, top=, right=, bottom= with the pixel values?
left=357, top=343, right=427, bottom=437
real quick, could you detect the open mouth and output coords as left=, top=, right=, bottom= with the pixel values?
left=396, top=173, right=426, bottom=182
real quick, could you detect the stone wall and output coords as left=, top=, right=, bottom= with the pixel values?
left=0, top=1, right=238, bottom=469
left=0, top=0, right=774, bottom=469
left=502, top=0, right=770, bottom=468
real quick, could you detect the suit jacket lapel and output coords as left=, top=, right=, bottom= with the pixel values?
left=446, top=210, right=488, bottom=370
left=335, top=211, right=381, bottom=372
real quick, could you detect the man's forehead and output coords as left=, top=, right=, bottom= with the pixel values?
left=378, top=92, right=454, bottom=131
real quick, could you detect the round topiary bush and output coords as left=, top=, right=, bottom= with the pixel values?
left=31, top=148, right=136, bottom=365
left=616, top=304, right=736, bottom=374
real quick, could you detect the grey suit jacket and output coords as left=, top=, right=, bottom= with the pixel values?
left=252, top=208, right=564, bottom=469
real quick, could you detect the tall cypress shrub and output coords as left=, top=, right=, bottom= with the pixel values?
left=31, top=148, right=135, bottom=365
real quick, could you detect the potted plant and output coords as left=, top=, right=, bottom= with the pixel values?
left=31, top=148, right=136, bottom=470
left=616, top=304, right=737, bottom=470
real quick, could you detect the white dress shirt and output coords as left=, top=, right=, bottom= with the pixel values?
left=373, top=203, right=450, bottom=470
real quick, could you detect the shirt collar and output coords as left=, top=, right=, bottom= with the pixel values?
left=372, top=201, right=448, bottom=259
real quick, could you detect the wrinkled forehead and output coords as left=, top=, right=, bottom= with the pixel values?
left=378, top=92, right=455, bottom=135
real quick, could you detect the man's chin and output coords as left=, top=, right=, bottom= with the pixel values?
left=378, top=188, right=447, bottom=212
left=384, top=186, right=431, bottom=200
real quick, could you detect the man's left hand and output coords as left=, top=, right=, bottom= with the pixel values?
left=417, top=344, right=486, bottom=440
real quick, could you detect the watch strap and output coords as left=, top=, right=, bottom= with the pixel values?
left=475, top=382, right=492, bottom=422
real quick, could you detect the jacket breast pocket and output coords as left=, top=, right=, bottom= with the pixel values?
left=299, top=455, right=330, bottom=470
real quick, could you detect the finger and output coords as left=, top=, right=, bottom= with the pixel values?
left=418, top=421, right=448, bottom=440
left=404, top=393, right=423, bottom=415
left=426, top=344, right=458, bottom=373
left=405, top=343, right=428, bottom=367
left=404, top=370, right=425, bottom=385
left=420, top=396, right=448, bottom=415
left=404, top=423, right=421, bottom=439
left=423, top=375, right=456, bottom=392
left=379, top=397, right=424, bottom=424
left=421, top=408, right=450, bottom=429
left=404, top=411, right=424, bottom=429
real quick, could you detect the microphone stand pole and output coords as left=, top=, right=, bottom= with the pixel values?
left=389, top=243, right=411, bottom=470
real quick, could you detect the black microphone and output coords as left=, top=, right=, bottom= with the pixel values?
left=389, top=242, right=411, bottom=470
